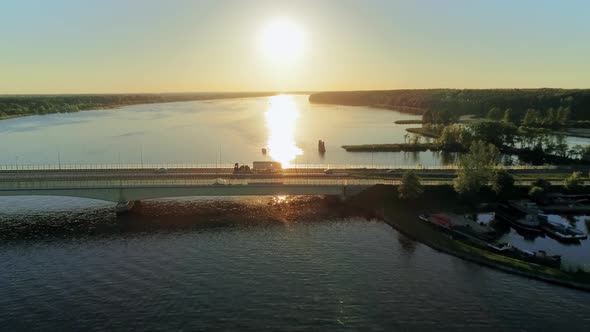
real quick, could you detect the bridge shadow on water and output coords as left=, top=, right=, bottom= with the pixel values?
left=0, top=196, right=377, bottom=243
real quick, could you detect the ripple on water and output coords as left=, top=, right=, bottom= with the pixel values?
left=1, top=198, right=590, bottom=330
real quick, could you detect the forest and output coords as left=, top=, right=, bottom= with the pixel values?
left=309, top=89, right=590, bottom=121
left=0, top=92, right=276, bottom=119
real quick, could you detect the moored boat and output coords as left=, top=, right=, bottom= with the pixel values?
left=520, top=249, right=562, bottom=267
left=540, top=219, right=587, bottom=241
left=487, top=241, right=561, bottom=267
left=495, top=200, right=543, bottom=232
left=418, top=214, right=453, bottom=230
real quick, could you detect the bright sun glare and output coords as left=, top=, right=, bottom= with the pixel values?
left=265, top=95, right=303, bottom=167
left=260, top=18, right=304, bottom=63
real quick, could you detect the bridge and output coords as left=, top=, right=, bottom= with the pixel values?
left=0, top=166, right=448, bottom=209
left=0, top=164, right=576, bottom=212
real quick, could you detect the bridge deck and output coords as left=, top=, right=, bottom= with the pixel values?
left=0, top=167, right=575, bottom=203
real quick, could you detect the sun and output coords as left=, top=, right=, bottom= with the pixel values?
left=260, top=18, right=305, bottom=63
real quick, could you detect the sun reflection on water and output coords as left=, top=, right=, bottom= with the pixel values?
left=265, top=95, right=303, bottom=167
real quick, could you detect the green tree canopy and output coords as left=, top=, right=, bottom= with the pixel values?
left=522, top=109, right=540, bottom=127
left=468, top=121, right=517, bottom=147
left=487, top=107, right=504, bottom=121
left=502, top=108, right=514, bottom=123
left=529, top=186, right=545, bottom=200
left=398, top=170, right=424, bottom=200
left=453, top=140, right=499, bottom=195
left=422, top=109, right=433, bottom=124
left=564, top=172, right=583, bottom=192
left=532, top=178, right=551, bottom=189
left=491, top=169, right=515, bottom=196
left=437, top=125, right=473, bottom=149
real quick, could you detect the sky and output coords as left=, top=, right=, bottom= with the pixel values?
left=1, top=0, right=590, bottom=94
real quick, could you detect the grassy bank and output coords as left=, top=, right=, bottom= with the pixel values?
left=405, top=127, right=440, bottom=138
left=393, top=119, right=423, bottom=124
left=341, top=142, right=466, bottom=153
left=342, top=143, right=439, bottom=152
left=372, top=104, right=425, bottom=115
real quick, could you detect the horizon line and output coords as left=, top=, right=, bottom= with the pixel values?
left=2, top=87, right=590, bottom=97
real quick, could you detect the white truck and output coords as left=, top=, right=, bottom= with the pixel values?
left=252, top=161, right=282, bottom=173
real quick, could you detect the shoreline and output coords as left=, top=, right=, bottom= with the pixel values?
left=379, top=211, right=590, bottom=292
left=0, top=92, right=279, bottom=122
left=341, top=142, right=464, bottom=153
left=346, top=185, right=590, bottom=292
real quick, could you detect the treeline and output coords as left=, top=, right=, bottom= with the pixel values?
left=0, top=92, right=277, bottom=118
left=309, top=89, right=590, bottom=121
left=437, top=122, right=590, bottom=165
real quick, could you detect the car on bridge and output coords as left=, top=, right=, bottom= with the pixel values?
left=214, top=178, right=229, bottom=185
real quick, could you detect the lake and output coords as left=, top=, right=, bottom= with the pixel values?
left=1, top=198, right=589, bottom=330
left=0, top=94, right=454, bottom=167
left=1, top=94, right=588, bottom=168
left=2, top=95, right=590, bottom=330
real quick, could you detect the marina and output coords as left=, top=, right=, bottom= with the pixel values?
left=419, top=203, right=589, bottom=269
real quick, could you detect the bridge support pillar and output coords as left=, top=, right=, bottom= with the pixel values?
left=115, top=201, right=138, bottom=215
left=340, top=186, right=348, bottom=201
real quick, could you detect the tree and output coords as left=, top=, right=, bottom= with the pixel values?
left=529, top=186, right=545, bottom=200
left=487, top=107, right=503, bottom=121
left=502, top=108, right=514, bottom=124
left=553, top=135, right=568, bottom=158
left=422, top=109, right=433, bottom=124
left=564, top=172, right=583, bottom=192
left=556, top=106, right=571, bottom=126
left=434, top=109, right=458, bottom=125
left=468, top=121, right=517, bottom=148
left=453, top=140, right=499, bottom=195
left=581, top=146, right=590, bottom=161
left=437, top=125, right=472, bottom=149
left=532, top=178, right=551, bottom=189
left=570, top=145, right=584, bottom=159
left=543, top=108, right=556, bottom=127
left=491, top=169, right=515, bottom=196
left=522, top=109, right=539, bottom=127
left=398, top=170, right=424, bottom=200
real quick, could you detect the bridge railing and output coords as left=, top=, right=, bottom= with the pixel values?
left=0, top=163, right=560, bottom=171
left=0, top=177, right=463, bottom=189
left=2, top=177, right=573, bottom=190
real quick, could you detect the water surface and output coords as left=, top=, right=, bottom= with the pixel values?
left=0, top=95, right=449, bottom=167
left=1, top=202, right=589, bottom=331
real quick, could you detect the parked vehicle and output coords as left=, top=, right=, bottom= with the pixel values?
left=233, top=163, right=252, bottom=174
left=214, top=178, right=228, bottom=185
left=252, top=161, right=282, bottom=173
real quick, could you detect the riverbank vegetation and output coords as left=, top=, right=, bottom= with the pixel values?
left=0, top=92, right=277, bottom=119
left=347, top=109, right=590, bottom=165
left=310, top=89, right=590, bottom=121
left=393, top=119, right=423, bottom=124
left=342, top=143, right=442, bottom=152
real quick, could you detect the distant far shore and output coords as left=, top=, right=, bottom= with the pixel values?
left=0, top=92, right=310, bottom=121
left=309, top=89, right=590, bottom=121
